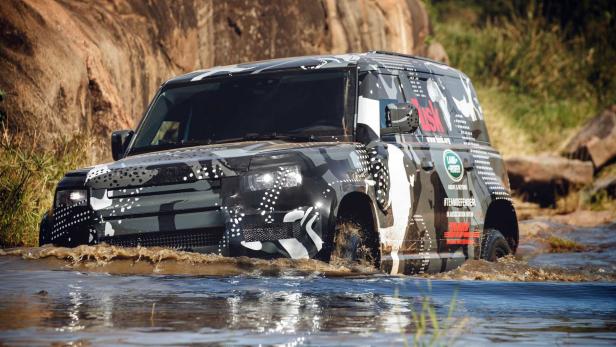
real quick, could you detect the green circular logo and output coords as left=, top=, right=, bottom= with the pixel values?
left=443, top=149, right=463, bottom=182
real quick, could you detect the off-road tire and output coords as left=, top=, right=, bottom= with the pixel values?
left=481, top=228, right=511, bottom=261
left=330, top=210, right=379, bottom=267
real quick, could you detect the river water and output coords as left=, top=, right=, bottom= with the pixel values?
left=0, top=221, right=615, bottom=346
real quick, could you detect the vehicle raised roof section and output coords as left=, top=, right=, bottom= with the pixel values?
left=164, top=52, right=459, bottom=86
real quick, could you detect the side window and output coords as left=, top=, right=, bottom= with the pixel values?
left=358, top=72, right=405, bottom=134
left=151, top=121, right=181, bottom=145
left=441, top=75, right=490, bottom=143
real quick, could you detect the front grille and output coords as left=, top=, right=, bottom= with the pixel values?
left=242, top=223, right=300, bottom=242
left=99, top=228, right=224, bottom=250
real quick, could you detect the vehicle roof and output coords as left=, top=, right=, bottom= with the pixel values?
left=165, top=51, right=464, bottom=86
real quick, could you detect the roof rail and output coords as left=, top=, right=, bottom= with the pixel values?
left=369, top=50, right=445, bottom=65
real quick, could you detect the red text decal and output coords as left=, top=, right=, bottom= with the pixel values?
left=445, top=222, right=479, bottom=245
left=411, top=98, right=445, bottom=134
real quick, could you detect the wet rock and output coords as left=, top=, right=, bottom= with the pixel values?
left=0, top=0, right=443, bottom=158
left=425, top=256, right=616, bottom=282
left=562, top=105, right=616, bottom=169
left=547, top=210, right=616, bottom=227
left=512, top=197, right=545, bottom=221
left=514, top=194, right=615, bottom=227
left=506, top=155, right=594, bottom=206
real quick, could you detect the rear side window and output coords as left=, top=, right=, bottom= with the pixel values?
left=400, top=71, right=490, bottom=143
left=440, top=75, right=490, bottom=143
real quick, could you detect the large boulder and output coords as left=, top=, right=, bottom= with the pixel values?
left=562, top=105, right=616, bottom=170
left=0, top=0, right=444, bottom=159
left=506, top=155, right=594, bottom=207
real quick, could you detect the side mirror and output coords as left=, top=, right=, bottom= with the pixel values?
left=111, top=130, right=134, bottom=161
left=381, top=103, right=419, bottom=135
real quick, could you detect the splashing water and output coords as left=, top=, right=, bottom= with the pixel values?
left=0, top=219, right=615, bottom=346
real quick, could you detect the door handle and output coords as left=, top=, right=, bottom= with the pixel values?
left=421, top=158, right=434, bottom=171
left=463, top=157, right=474, bottom=170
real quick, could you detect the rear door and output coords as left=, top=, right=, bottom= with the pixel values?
left=397, top=69, right=479, bottom=271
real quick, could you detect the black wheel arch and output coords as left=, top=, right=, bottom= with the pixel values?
left=483, top=199, right=519, bottom=253
left=325, top=191, right=381, bottom=264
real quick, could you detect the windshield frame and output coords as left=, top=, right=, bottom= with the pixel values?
left=125, top=67, right=358, bottom=157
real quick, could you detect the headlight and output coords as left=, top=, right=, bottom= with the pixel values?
left=243, top=165, right=302, bottom=191
left=55, top=189, right=88, bottom=208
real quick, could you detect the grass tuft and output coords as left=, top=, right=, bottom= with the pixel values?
left=547, top=236, right=586, bottom=253
left=399, top=287, right=467, bottom=347
left=0, top=126, right=93, bottom=247
left=582, top=190, right=616, bottom=212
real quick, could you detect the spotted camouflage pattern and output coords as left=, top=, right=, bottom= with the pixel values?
left=40, top=51, right=518, bottom=275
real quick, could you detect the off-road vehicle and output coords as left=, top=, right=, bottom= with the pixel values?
left=40, top=51, right=518, bottom=274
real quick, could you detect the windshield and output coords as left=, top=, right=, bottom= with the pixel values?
left=129, top=69, right=355, bottom=155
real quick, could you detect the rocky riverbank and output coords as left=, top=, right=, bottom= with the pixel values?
left=506, top=105, right=616, bottom=208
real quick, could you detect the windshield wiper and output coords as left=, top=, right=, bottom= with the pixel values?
left=128, top=140, right=212, bottom=156
left=130, top=133, right=316, bottom=155
left=211, top=132, right=314, bottom=144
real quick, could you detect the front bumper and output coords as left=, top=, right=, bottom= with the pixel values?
left=40, top=203, right=329, bottom=259
left=43, top=154, right=336, bottom=259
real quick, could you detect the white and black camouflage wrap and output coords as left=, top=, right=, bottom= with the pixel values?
left=40, top=52, right=518, bottom=275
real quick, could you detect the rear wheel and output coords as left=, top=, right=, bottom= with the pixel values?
left=330, top=206, right=379, bottom=267
left=481, top=228, right=512, bottom=261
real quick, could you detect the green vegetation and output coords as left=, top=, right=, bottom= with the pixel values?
left=407, top=296, right=463, bottom=346
left=586, top=163, right=616, bottom=210
left=582, top=189, right=616, bottom=212
left=428, top=0, right=615, bottom=155
left=400, top=288, right=466, bottom=347
left=546, top=235, right=587, bottom=253
left=0, top=128, right=93, bottom=247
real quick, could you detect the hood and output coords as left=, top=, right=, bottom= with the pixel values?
left=84, top=141, right=340, bottom=190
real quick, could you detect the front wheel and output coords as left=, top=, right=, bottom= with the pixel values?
left=481, top=228, right=512, bottom=261
left=330, top=207, right=379, bottom=268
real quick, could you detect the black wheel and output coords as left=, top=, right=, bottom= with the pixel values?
left=481, top=228, right=512, bottom=261
left=330, top=206, right=379, bottom=267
